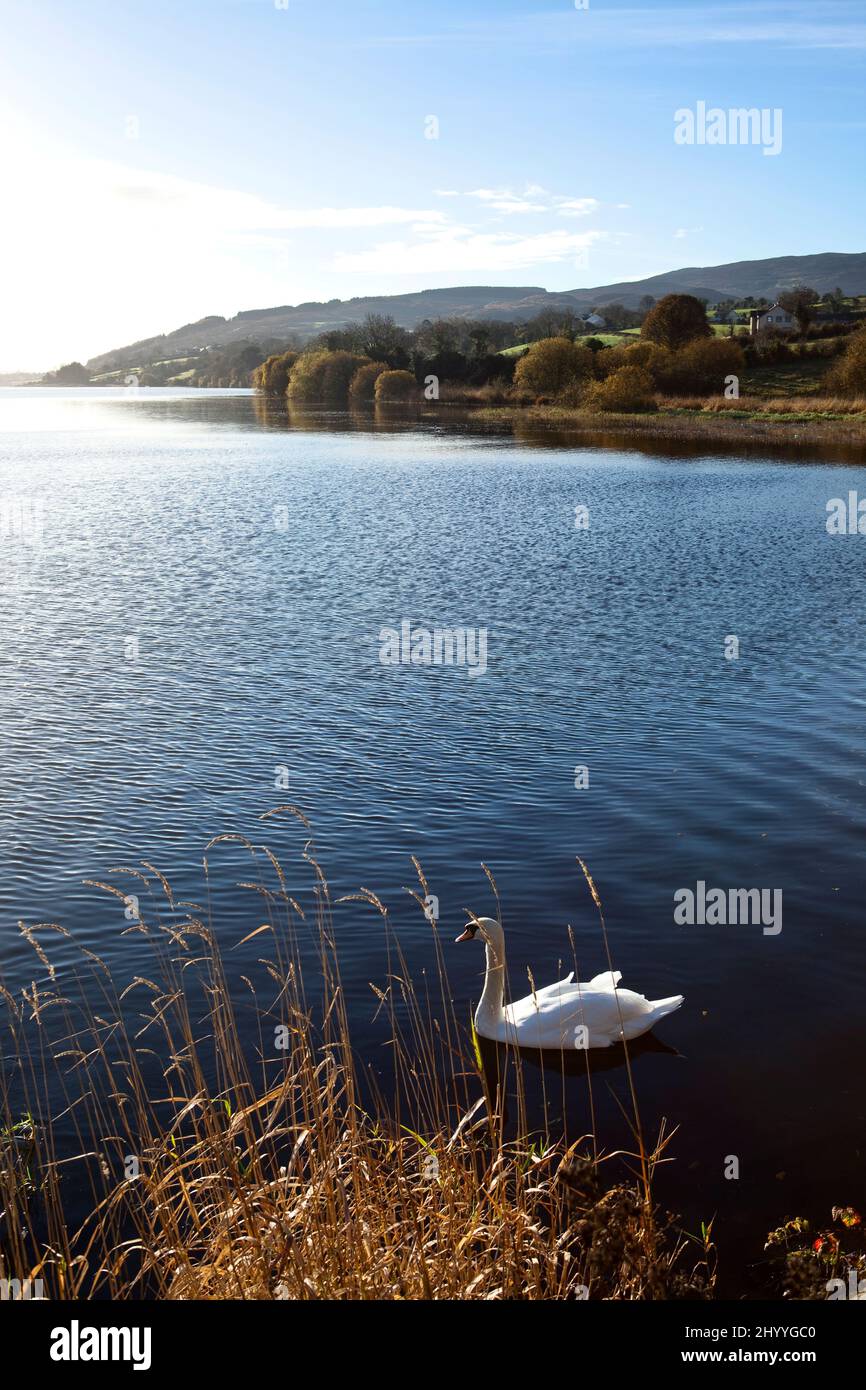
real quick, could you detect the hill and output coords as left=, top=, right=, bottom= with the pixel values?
left=86, top=252, right=866, bottom=372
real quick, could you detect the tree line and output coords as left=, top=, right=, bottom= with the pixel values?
left=255, top=294, right=866, bottom=410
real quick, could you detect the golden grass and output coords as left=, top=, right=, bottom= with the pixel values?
left=0, top=821, right=714, bottom=1300
left=655, top=393, right=866, bottom=417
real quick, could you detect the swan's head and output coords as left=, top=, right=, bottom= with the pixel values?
left=455, top=916, right=502, bottom=946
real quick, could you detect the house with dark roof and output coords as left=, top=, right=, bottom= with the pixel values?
left=748, top=304, right=796, bottom=334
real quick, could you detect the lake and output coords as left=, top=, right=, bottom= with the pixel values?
left=2, top=387, right=865, bottom=1293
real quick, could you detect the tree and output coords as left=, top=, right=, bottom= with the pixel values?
left=42, top=361, right=91, bottom=385
left=513, top=337, right=594, bottom=397
left=374, top=369, right=418, bottom=403
left=595, top=301, right=641, bottom=330
left=826, top=323, right=866, bottom=395
left=641, top=294, right=712, bottom=351
left=285, top=350, right=332, bottom=401
left=777, top=285, right=819, bottom=335
left=468, top=324, right=491, bottom=358
left=658, top=338, right=746, bottom=395
left=253, top=349, right=298, bottom=394
left=585, top=366, right=656, bottom=413
left=414, top=317, right=460, bottom=357
left=639, top=295, right=656, bottom=317
left=320, top=352, right=372, bottom=403
left=357, top=314, right=410, bottom=367
left=348, top=361, right=388, bottom=405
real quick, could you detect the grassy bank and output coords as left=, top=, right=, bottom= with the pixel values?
left=511, top=404, right=866, bottom=449
left=0, top=820, right=716, bottom=1300
left=428, top=390, right=866, bottom=450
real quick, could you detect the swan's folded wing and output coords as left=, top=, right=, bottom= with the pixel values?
left=505, top=980, right=655, bottom=1046
left=506, top=979, right=603, bottom=1027
left=508, top=971, right=619, bottom=1020
left=586, top=970, right=622, bottom=990
left=524, top=971, right=574, bottom=1004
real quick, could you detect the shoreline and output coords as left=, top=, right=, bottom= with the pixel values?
left=435, top=401, right=866, bottom=453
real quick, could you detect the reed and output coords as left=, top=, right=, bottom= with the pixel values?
left=0, top=814, right=714, bottom=1300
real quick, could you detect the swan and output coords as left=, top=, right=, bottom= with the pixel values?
left=456, top=917, right=683, bottom=1049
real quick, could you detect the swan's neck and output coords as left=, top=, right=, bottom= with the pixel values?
left=475, top=932, right=506, bottom=1030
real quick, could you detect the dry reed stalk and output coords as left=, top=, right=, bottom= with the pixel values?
left=0, top=830, right=714, bottom=1301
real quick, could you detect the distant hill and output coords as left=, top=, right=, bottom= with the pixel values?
left=86, top=252, right=866, bottom=371
left=0, top=371, right=44, bottom=386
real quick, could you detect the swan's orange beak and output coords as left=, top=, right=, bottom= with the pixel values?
left=455, top=927, right=474, bottom=943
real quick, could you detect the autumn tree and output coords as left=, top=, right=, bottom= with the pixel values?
left=584, top=366, right=656, bottom=413
left=285, top=350, right=332, bottom=401
left=826, top=323, right=866, bottom=396
left=348, top=360, right=388, bottom=405
left=320, top=352, right=372, bottom=402
left=374, top=369, right=418, bottom=403
left=253, top=350, right=298, bottom=394
left=513, top=337, right=594, bottom=397
left=658, top=338, right=746, bottom=395
left=641, top=294, right=712, bottom=351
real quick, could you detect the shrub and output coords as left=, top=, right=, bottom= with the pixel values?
left=348, top=361, right=388, bottom=405
left=253, top=350, right=298, bottom=394
left=467, top=352, right=517, bottom=387
left=750, top=330, right=791, bottom=364
left=593, top=345, right=629, bottom=380
left=513, top=336, right=594, bottom=397
left=320, top=352, right=371, bottom=403
left=584, top=366, right=656, bottom=413
left=621, top=341, right=673, bottom=381
left=375, top=369, right=418, bottom=403
left=641, top=294, right=712, bottom=351
left=557, top=379, right=592, bottom=407
left=658, top=339, right=746, bottom=396
left=415, top=350, right=470, bottom=384
left=826, top=324, right=866, bottom=396
left=285, top=350, right=333, bottom=402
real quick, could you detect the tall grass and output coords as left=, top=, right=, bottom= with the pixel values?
left=655, top=393, right=866, bottom=417
left=0, top=813, right=714, bottom=1300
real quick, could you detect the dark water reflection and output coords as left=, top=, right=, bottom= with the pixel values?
left=2, top=388, right=866, bottom=1296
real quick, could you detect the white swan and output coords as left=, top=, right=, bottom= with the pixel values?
left=456, top=917, right=683, bottom=1049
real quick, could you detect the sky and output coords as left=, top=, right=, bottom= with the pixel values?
left=0, top=0, right=864, bottom=369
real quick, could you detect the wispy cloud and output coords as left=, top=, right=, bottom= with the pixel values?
left=105, top=167, right=446, bottom=230
left=467, top=187, right=549, bottom=215
left=365, top=2, right=866, bottom=51
left=333, top=227, right=604, bottom=275
left=458, top=187, right=603, bottom=218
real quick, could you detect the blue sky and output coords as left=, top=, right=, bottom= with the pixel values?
left=1, top=0, right=864, bottom=367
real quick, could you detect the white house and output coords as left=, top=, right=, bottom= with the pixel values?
left=749, top=304, right=796, bottom=334
left=582, top=312, right=607, bottom=329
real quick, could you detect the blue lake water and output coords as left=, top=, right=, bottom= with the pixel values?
left=2, top=387, right=865, bottom=1291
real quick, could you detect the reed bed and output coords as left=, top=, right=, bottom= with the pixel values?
left=0, top=814, right=714, bottom=1300
left=654, top=393, right=866, bottom=417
